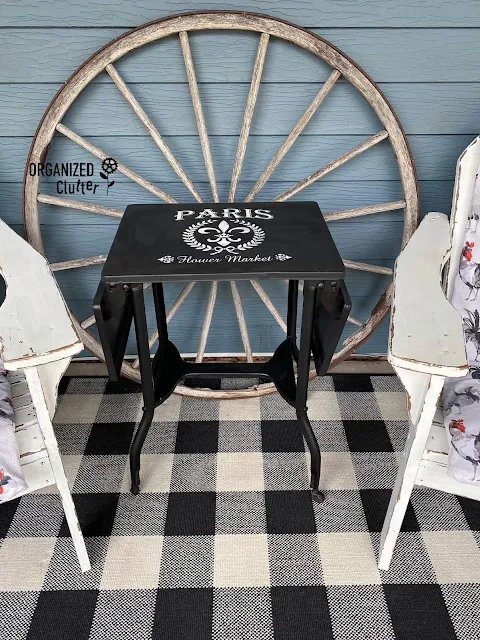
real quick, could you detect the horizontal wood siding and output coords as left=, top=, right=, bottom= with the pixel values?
left=1, top=0, right=478, bottom=356
left=2, top=83, right=480, bottom=137
left=3, top=29, right=480, bottom=83
left=3, top=1, right=480, bottom=27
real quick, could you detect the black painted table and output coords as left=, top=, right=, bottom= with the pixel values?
left=94, top=202, right=351, bottom=503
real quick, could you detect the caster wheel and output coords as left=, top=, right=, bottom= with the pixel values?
left=312, top=489, right=325, bottom=504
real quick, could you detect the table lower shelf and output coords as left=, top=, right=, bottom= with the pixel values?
left=152, top=338, right=298, bottom=407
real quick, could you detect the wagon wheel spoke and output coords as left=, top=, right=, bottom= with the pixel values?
left=180, top=31, right=219, bottom=202
left=284, top=280, right=362, bottom=327
left=106, top=64, right=203, bottom=203
left=324, top=200, right=405, bottom=222
left=321, top=201, right=399, bottom=329
left=132, top=281, right=196, bottom=369
left=344, top=259, right=393, bottom=276
left=246, top=69, right=341, bottom=202
left=229, top=33, right=269, bottom=202
left=165, top=281, right=197, bottom=323
left=273, top=130, right=389, bottom=202
left=231, top=281, right=253, bottom=362
left=341, top=283, right=393, bottom=349
left=50, top=255, right=107, bottom=271
left=56, top=123, right=177, bottom=203
left=250, top=280, right=287, bottom=333
left=38, top=194, right=123, bottom=218
left=80, top=284, right=150, bottom=334
left=196, top=281, right=218, bottom=363
left=81, top=315, right=97, bottom=329
left=346, top=315, right=362, bottom=327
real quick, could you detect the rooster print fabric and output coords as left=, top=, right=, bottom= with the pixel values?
left=442, top=173, right=480, bottom=485
left=0, top=359, right=27, bottom=502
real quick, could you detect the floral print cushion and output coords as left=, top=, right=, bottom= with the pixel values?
left=442, top=172, right=480, bottom=485
left=0, top=360, right=27, bottom=502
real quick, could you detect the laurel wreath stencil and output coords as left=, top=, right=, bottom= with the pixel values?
left=182, top=219, right=266, bottom=255
left=182, top=221, right=214, bottom=253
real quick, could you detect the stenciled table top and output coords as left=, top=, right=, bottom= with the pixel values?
left=102, top=202, right=345, bottom=283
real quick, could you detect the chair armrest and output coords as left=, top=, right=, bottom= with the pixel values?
left=388, top=212, right=468, bottom=377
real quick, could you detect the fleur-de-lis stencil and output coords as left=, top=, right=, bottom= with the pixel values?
left=197, top=220, right=250, bottom=248
left=182, top=219, right=265, bottom=255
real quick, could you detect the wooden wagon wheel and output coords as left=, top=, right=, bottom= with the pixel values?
left=23, top=11, right=419, bottom=399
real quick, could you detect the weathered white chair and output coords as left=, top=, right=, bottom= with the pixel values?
left=0, top=219, right=90, bottom=572
left=379, top=136, right=480, bottom=570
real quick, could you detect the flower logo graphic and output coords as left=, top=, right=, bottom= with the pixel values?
left=182, top=219, right=265, bottom=256
left=100, top=157, right=118, bottom=194
left=157, top=255, right=175, bottom=264
left=275, top=253, right=292, bottom=261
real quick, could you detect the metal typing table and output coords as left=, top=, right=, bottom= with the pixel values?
left=94, top=201, right=351, bottom=503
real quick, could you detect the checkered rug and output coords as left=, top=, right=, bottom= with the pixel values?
left=1, top=374, right=480, bottom=640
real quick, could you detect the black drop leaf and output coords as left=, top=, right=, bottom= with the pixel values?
left=100, top=172, right=107, bottom=179
left=108, top=180, right=115, bottom=187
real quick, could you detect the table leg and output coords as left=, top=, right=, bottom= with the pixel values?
left=152, top=283, right=168, bottom=340
left=129, top=284, right=155, bottom=495
left=287, top=280, right=299, bottom=362
left=297, top=280, right=325, bottom=504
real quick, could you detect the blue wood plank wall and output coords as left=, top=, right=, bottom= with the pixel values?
left=1, top=0, right=479, bottom=356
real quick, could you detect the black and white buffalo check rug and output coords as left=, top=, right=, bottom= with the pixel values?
left=1, top=374, right=480, bottom=640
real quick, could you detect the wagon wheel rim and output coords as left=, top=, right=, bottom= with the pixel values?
left=23, top=10, right=419, bottom=399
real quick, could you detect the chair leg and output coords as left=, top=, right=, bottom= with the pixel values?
left=24, top=367, right=91, bottom=573
left=378, top=375, right=444, bottom=571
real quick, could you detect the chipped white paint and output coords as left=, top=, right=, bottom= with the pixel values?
left=0, top=219, right=81, bottom=369
left=379, top=138, right=480, bottom=571
left=389, top=212, right=468, bottom=376
left=0, top=222, right=90, bottom=571
left=24, top=367, right=90, bottom=572
left=378, top=373, right=445, bottom=571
